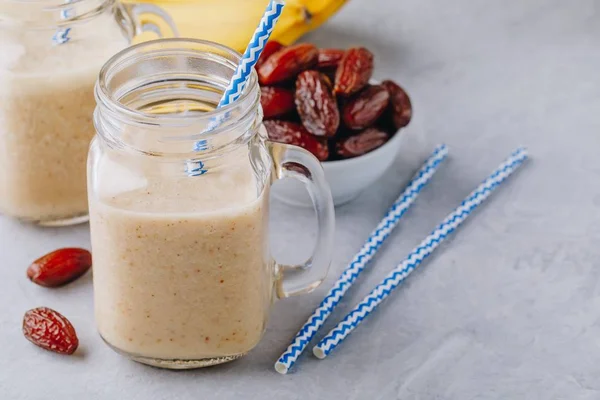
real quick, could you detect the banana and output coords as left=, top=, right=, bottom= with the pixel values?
left=126, top=0, right=348, bottom=51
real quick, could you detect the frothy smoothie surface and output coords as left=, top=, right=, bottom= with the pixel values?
left=90, top=154, right=273, bottom=361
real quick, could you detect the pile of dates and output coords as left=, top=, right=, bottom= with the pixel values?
left=256, top=42, right=412, bottom=161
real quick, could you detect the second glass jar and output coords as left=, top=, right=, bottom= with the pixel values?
left=0, top=0, right=176, bottom=225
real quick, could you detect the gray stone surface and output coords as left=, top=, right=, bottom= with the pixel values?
left=2, top=0, right=600, bottom=398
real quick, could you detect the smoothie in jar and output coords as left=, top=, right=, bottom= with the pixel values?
left=0, top=2, right=128, bottom=223
left=89, top=39, right=335, bottom=368
left=90, top=147, right=273, bottom=365
left=0, top=0, right=176, bottom=225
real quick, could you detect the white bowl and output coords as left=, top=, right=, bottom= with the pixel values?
left=272, top=127, right=405, bottom=207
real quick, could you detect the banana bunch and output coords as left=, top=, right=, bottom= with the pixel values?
left=127, top=0, right=348, bottom=51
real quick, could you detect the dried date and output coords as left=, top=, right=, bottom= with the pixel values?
left=381, top=80, right=412, bottom=129
left=23, top=307, right=79, bottom=355
left=295, top=70, right=340, bottom=137
left=334, top=47, right=374, bottom=96
left=27, top=248, right=92, bottom=288
left=258, top=43, right=318, bottom=85
left=264, top=120, right=329, bottom=161
left=260, top=86, right=295, bottom=119
left=336, top=127, right=389, bottom=158
left=317, top=48, right=345, bottom=69
left=256, top=41, right=284, bottom=70
left=342, top=85, right=390, bottom=130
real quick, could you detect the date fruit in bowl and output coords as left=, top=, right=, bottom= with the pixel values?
left=295, top=70, right=340, bottom=137
left=264, top=120, right=329, bottom=161
left=341, top=84, right=390, bottom=130
left=260, top=86, right=295, bottom=119
left=257, top=41, right=413, bottom=206
left=334, top=47, right=374, bottom=96
left=257, top=43, right=318, bottom=85
left=381, top=80, right=412, bottom=129
left=335, top=127, right=390, bottom=159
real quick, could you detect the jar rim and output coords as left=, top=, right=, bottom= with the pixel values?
left=95, top=38, right=260, bottom=129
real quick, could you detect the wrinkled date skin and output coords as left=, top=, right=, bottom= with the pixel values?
left=257, top=44, right=412, bottom=162
left=23, top=307, right=79, bottom=355
left=27, top=248, right=92, bottom=288
left=317, top=48, right=345, bottom=69
left=258, top=43, right=318, bottom=85
left=334, top=47, right=374, bottom=96
left=342, top=85, right=390, bottom=130
left=381, top=80, right=412, bottom=129
left=295, top=70, right=340, bottom=137
left=260, top=86, right=296, bottom=119
left=264, top=120, right=329, bottom=161
left=336, top=127, right=390, bottom=158
left=255, top=40, right=284, bottom=70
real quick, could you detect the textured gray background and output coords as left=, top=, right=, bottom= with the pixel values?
left=2, top=0, right=600, bottom=398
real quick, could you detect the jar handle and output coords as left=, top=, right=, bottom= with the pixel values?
left=268, top=141, right=335, bottom=298
left=124, top=3, right=179, bottom=39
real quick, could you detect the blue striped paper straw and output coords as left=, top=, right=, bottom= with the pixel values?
left=217, top=0, right=284, bottom=108
left=189, top=0, right=285, bottom=170
left=274, top=144, right=449, bottom=374
left=312, top=147, right=528, bottom=359
left=53, top=0, right=73, bottom=45
left=52, top=28, right=71, bottom=45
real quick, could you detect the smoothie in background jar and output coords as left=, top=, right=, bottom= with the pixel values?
left=0, top=0, right=175, bottom=225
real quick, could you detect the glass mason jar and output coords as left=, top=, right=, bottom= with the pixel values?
left=0, top=0, right=176, bottom=226
left=89, top=39, right=335, bottom=369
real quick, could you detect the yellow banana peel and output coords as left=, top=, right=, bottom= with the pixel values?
left=127, top=0, right=348, bottom=51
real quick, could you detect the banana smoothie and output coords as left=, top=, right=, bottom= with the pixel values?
left=0, top=10, right=128, bottom=222
left=89, top=149, right=273, bottom=363
left=89, top=38, right=336, bottom=367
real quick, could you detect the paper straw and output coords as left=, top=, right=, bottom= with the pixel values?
left=52, top=28, right=71, bottom=45
left=188, top=0, right=284, bottom=174
left=217, top=0, right=284, bottom=108
left=53, top=0, right=73, bottom=45
left=274, top=144, right=449, bottom=374
left=312, top=147, right=528, bottom=359
left=189, top=0, right=285, bottom=161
